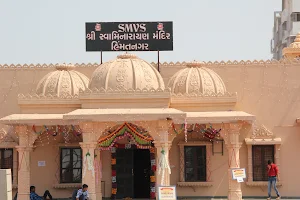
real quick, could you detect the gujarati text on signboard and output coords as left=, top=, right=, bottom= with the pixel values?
left=85, top=22, right=173, bottom=51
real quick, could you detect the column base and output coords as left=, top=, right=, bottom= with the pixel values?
left=17, top=192, right=30, bottom=200
left=89, top=192, right=102, bottom=200
left=228, top=190, right=243, bottom=200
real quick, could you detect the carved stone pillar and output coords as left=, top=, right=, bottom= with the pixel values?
left=13, top=148, right=18, bottom=187
left=80, top=122, right=102, bottom=200
left=246, top=144, right=253, bottom=182
left=15, top=125, right=35, bottom=200
left=224, top=123, right=243, bottom=200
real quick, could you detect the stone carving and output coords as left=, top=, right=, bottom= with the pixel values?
left=171, top=91, right=237, bottom=97
left=89, top=53, right=165, bottom=91
left=251, top=122, right=274, bottom=139
left=18, top=93, right=80, bottom=100
left=168, top=61, right=230, bottom=96
left=35, top=64, right=89, bottom=97
left=81, top=87, right=171, bottom=95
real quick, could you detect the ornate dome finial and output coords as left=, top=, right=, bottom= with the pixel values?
left=117, top=52, right=138, bottom=59
left=55, top=63, right=75, bottom=71
left=282, top=32, right=300, bottom=59
left=186, top=60, right=205, bottom=68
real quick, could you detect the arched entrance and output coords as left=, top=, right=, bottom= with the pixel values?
left=98, top=122, right=156, bottom=199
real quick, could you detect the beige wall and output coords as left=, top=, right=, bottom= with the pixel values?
left=1, top=60, right=300, bottom=198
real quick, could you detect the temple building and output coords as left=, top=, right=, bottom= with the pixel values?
left=1, top=34, right=300, bottom=200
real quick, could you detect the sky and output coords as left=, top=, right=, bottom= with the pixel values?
left=0, top=0, right=282, bottom=64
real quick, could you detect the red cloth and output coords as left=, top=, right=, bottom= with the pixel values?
left=268, top=163, right=279, bottom=177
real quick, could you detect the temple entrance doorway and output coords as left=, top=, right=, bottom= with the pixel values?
left=116, top=148, right=151, bottom=199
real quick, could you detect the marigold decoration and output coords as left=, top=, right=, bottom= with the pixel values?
left=201, top=124, right=221, bottom=141
left=98, top=123, right=152, bottom=150
left=158, top=149, right=171, bottom=186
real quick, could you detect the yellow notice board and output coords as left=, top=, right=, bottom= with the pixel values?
left=231, top=168, right=246, bottom=180
left=158, top=186, right=177, bottom=200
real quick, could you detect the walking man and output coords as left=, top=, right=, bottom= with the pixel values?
left=267, top=160, right=280, bottom=200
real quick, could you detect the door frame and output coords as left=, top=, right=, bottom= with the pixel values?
left=111, top=143, right=156, bottom=199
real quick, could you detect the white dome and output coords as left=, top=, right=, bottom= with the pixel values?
left=89, top=53, right=165, bottom=91
left=168, top=61, right=227, bottom=95
left=36, top=64, right=89, bottom=97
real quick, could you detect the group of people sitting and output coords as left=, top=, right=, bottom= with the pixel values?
left=14, top=184, right=89, bottom=200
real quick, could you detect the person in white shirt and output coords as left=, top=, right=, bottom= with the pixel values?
left=76, top=184, right=89, bottom=200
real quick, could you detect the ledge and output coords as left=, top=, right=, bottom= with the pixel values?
left=246, top=181, right=282, bottom=187
left=53, top=183, right=81, bottom=189
left=177, top=182, right=213, bottom=187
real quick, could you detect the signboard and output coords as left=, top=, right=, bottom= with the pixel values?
left=38, top=161, right=46, bottom=167
left=158, top=186, right=177, bottom=200
left=231, top=168, right=246, bottom=182
left=85, top=21, right=173, bottom=51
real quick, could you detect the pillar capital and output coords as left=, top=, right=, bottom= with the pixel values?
left=15, top=146, right=34, bottom=152
left=157, top=119, right=172, bottom=131
left=79, top=142, right=98, bottom=149
left=224, top=123, right=243, bottom=134
left=153, top=141, right=172, bottom=149
left=225, top=143, right=242, bottom=149
left=14, top=125, right=28, bottom=135
left=79, top=122, right=94, bottom=132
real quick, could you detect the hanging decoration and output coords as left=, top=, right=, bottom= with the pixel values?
left=98, top=123, right=152, bottom=150
left=184, top=119, right=188, bottom=142
left=201, top=124, right=222, bottom=141
left=94, top=155, right=101, bottom=185
left=110, top=143, right=156, bottom=199
left=32, top=125, right=82, bottom=137
left=171, top=123, right=185, bottom=134
left=83, top=152, right=95, bottom=178
left=158, top=149, right=171, bottom=186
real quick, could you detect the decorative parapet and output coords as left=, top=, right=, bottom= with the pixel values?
left=170, top=92, right=237, bottom=107
left=80, top=87, right=171, bottom=97
left=1, top=58, right=300, bottom=69
left=18, top=93, right=80, bottom=100
left=150, top=58, right=300, bottom=67
left=171, top=91, right=237, bottom=98
left=82, top=87, right=170, bottom=94
left=0, top=63, right=99, bottom=69
left=18, top=93, right=80, bottom=105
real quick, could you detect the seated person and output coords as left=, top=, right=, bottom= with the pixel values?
left=30, top=186, right=53, bottom=200
left=72, top=184, right=89, bottom=200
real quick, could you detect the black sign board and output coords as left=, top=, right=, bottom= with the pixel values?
left=85, top=22, right=173, bottom=51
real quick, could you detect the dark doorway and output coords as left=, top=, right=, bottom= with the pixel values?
left=115, top=148, right=151, bottom=199
left=133, top=149, right=151, bottom=198
left=116, top=149, right=134, bottom=199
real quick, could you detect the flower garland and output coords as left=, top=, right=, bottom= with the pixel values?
left=158, top=149, right=171, bottom=186
left=201, top=124, right=222, bottom=141
left=32, top=125, right=82, bottom=137
left=98, top=123, right=152, bottom=150
left=83, top=152, right=95, bottom=178
left=110, top=144, right=156, bottom=199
